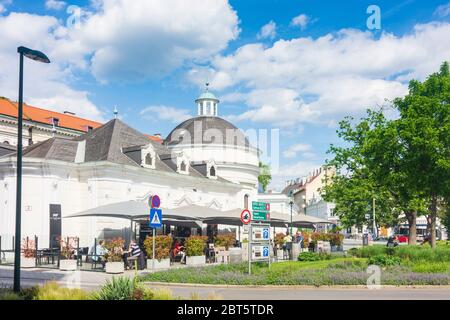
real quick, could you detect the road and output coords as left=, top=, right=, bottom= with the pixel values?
left=1, top=266, right=449, bottom=300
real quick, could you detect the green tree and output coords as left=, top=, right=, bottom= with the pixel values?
left=258, top=162, right=272, bottom=192
left=391, top=62, right=450, bottom=248
left=322, top=116, right=400, bottom=231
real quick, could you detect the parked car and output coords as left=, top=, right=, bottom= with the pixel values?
left=396, top=235, right=409, bottom=243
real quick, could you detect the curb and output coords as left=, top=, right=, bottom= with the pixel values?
left=142, top=282, right=450, bottom=290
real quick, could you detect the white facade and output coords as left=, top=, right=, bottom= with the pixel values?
left=0, top=89, right=264, bottom=250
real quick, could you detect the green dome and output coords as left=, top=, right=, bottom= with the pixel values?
left=195, top=91, right=219, bottom=102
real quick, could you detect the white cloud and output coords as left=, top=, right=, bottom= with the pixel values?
left=71, top=0, right=239, bottom=83
left=0, top=12, right=104, bottom=121
left=140, top=105, right=191, bottom=124
left=290, top=14, right=309, bottom=29
left=191, top=22, right=450, bottom=127
left=434, top=2, right=450, bottom=17
left=283, top=143, right=312, bottom=159
left=257, top=20, right=276, bottom=39
left=45, top=0, right=66, bottom=10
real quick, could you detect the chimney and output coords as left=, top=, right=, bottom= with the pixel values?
left=154, top=133, right=162, bottom=139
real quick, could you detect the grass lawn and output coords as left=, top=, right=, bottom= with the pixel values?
left=140, top=248, right=450, bottom=286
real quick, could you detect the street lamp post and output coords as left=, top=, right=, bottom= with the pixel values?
left=289, top=201, right=294, bottom=236
left=14, top=46, right=50, bottom=293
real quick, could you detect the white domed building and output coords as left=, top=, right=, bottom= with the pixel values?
left=0, top=87, right=264, bottom=251
left=165, top=85, right=260, bottom=188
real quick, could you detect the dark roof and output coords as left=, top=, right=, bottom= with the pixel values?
left=165, top=116, right=250, bottom=147
left=0, top=142, right=16, bottom=157
left=12, top=118, right=234, bottom=183
left=21, top=138, right=78, bottom=161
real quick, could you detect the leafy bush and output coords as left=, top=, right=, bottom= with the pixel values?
left=301, top=231, right=310, bottom=248
left=104, top=238, right=125, bottom=262
left=35, top=282, right=90, bottom=300
left=411, top=262, right=449, bottom=273
left=368, top=255, right=401, bottom=267
left=144, top=235, right=172, bottom=260
left=310, top=233, right=344, bottom=247
left=0, top=289, right=22, bottom=300
left=21, top=237, right=36, bottom=258
left=214, top=234, right=235, bottom=249
left=185, top=236, right=207, bottom=257
left=274, top=233, right=285, bottom=246
left=298, top=252, right=331, bottom=261
left=58, top=237, right=78, bottom=260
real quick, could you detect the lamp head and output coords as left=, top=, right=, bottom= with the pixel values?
left=18, top=46, right=50, bottom=63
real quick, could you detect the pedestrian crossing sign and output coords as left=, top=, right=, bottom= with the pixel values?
left=150, top=208, right=162, bottom=228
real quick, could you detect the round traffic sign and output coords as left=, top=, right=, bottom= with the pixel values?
left=149, top=195, right=161, bottom=208
left=240, top=209, right=251, bottom=225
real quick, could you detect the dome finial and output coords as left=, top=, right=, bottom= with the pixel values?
left=205, top=82, right=210, bottom=92
left=113, top=106, right=118, bottom=119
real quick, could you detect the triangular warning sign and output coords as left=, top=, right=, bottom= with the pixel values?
left=151, top=211, right=161, bottom=225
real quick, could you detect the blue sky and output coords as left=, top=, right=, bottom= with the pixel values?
left=0, top=0, right=449, bottom=190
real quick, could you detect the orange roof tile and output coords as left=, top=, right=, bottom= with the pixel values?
left=0, top=97, right=102, bottom=133
left=144, top=133, right=163, bottom=143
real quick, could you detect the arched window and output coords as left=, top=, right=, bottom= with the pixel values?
left=244, top=194, right=249, bottom=209
left=209, top=166, right=216, bottom=177
left=145, top=153, right=153, bottom=166
left=180, top=161, right=186, bottom=172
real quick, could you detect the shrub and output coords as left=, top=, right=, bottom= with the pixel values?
left=411, top=262, right=449, bottom=273
left=214, top=234, right=235, bottom=249
left=368, top=255, right=401, bottom=267
left=104, top=238, right=125, bottom=262
left=144, top=235, right=172, bottom=260
left=21, top=238, right=35, bottom=258
left=58, top=237, right=78, bottom=260
left=298, top=252, right=331, bottom=261
left=94, top=276, right=135, bottom=300
left=310, top=232, right=344, bottom=247
left=185, top=236, right=207, bottom=257
left=301, top=231, right=310, bottom=248
left=35, top=282, right=90, bottom=300
left=274, top=233, right=285, bottom=247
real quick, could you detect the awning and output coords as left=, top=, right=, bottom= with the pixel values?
left=65, top=200, right=330, bottom=228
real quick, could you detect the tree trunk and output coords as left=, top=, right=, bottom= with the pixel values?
left=405, top=211, right=417, bottom=245
left=429, top=197, right=438, bottom=249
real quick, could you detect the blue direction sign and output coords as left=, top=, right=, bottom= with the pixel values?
left=262, top=246, right=270, bottom=258
left=150, top=208, right=162, bottom=228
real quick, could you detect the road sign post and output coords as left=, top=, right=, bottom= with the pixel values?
left=149, top=195, right=162, bottom=272
left=248, top=201, right=271, bottom=274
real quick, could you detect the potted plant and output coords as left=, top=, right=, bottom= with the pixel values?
left=144, top=235, right=172, bottom=270
left=59, top=237, right=78, bottom=271
left=214, top=234, right=235, bottom=250
left=185, top=236, right=207, bottom=266
left=104, top=238, right=125, bottom=274
left=274, top=233, right=285, bottom=259
left=21, top=238, right=36, bottom=268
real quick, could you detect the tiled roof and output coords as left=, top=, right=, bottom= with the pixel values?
left=0, top=97, right=102, bottom=133
left=0, top=97, right=161, bottom=141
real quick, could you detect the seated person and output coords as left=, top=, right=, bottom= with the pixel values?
left=91, top=240, right=108, bottom=268
left=125, top=240, right=143, bottom=270
left=172, top=240, right=186, bottom=264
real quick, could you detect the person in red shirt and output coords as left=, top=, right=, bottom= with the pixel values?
left=173, top=240, right=186, bottom=264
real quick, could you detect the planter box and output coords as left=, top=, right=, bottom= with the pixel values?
left=105, top=262, right=124, bottom=274
left=59, top=259, right=77, bottom=271
left=147, top=258, right=170, bottom=270
left=229, top=248, right=242, bottom=264
left=21, top=257, right=35, bottom=268
left=185, top=255, right=205, bottom=266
